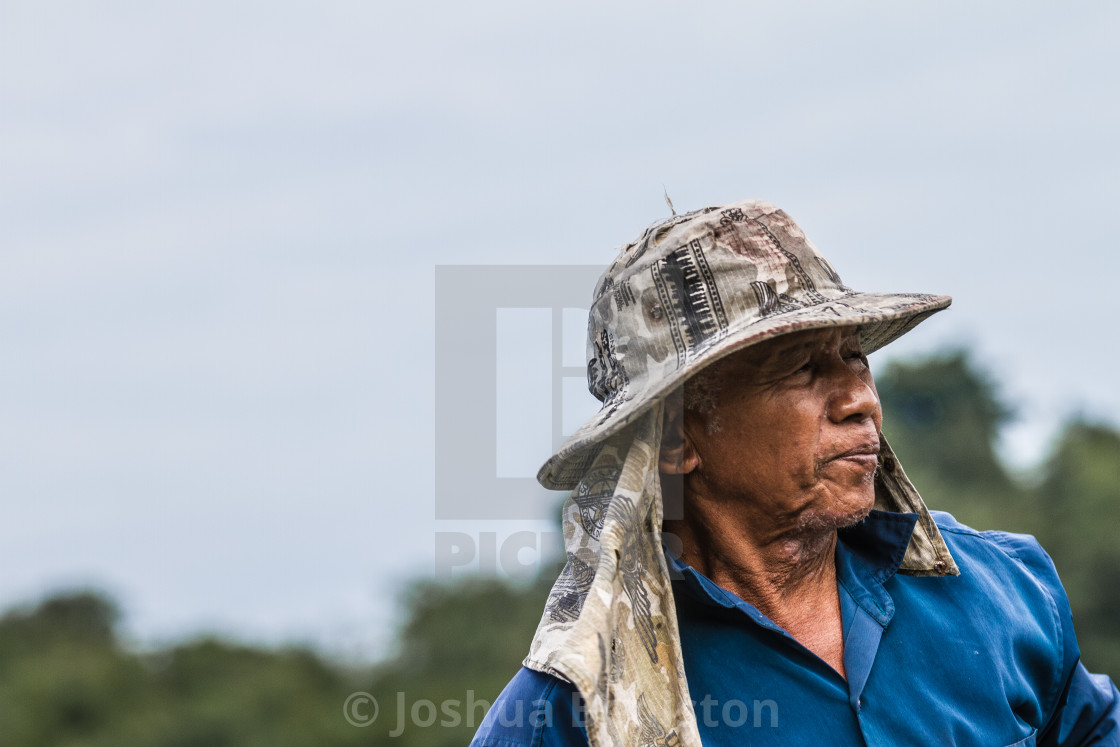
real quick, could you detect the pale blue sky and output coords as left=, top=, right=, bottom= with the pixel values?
left=1, top=1, right=1117, bottom=657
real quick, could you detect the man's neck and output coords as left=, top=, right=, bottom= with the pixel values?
left=666, top=503, right=838, bottom=613
left=663, top=491, right=848, bottom=678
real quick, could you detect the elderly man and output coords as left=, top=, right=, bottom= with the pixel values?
left=470, top=200, right=1120, bottom=746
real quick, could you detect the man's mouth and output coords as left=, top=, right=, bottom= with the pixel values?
left=829, top=441, right=881, bottom=470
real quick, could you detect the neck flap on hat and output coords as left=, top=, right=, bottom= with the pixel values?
left=523, top=405, right=957, bottom=747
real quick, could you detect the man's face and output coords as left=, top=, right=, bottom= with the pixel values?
left=675, top=326, right=882, bottom=533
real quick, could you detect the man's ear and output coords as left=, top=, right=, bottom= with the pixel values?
left=659, top=400, right=700, bottom=475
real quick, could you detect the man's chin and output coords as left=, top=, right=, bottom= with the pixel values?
left=798, top=495, right=875, bottom=533
left=835, top=501, right=875, bottom=529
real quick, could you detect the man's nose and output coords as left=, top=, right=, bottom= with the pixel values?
left=827, top=362, right=880, bottom=423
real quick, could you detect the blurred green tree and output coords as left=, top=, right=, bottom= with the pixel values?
left=876, top=349, right=1028, bottom=533
left=0, top=592, right=374, bottom=747
left=362, top=576, right=554, bottom=746
left=1026, top=420, right=1120, bottom=673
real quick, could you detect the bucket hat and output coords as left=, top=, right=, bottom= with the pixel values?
left=538, top=198, right=951, bottom=490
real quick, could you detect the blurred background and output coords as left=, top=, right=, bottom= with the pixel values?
left=1, top=1, right=1118, bottom=744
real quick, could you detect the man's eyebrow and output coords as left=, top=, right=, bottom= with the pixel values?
left=756, top=338, right=817, bottom=367
left=759, top=331, right=863, bottom=364
left=780, top=333, right=833, bottom=354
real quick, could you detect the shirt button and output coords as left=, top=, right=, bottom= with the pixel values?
left=857, top=697, right=864, bottom=710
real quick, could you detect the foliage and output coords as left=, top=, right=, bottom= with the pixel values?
left=0, top=347, right=1116, bottom=742
left=876, top=349, right=1028, bottom=534
left=878, top=349, right=1013, bottom=491
left=364, top=577, right=555, bottom=746
left=0, top=580, right=554, bottom=746
left=0, top=593, right=372, bottom=747
left=1025, top=420, right=1120, bottom=671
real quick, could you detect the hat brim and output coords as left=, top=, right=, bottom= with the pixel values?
left=537, top=290, right=951, bottom=491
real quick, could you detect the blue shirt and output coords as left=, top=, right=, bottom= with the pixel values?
left=471, top=511, right=1120, bottom=746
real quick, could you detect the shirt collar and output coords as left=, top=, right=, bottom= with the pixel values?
left=666, top=509, right=921, bottom=628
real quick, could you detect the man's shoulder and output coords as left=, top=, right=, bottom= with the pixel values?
left=470, top=667, right=588, bottom=747
left=926, top=509, right=1072, bottom=624
left=930, top=510, right=1058, bottom=575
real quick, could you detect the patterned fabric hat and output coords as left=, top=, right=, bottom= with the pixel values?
left=538, top=198, right=951, bottom=491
